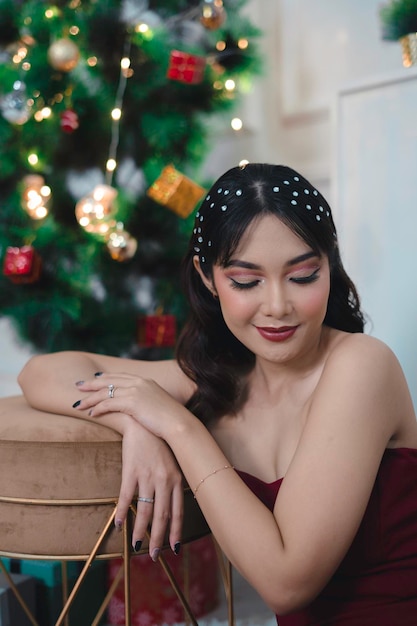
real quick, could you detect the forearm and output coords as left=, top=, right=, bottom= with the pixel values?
left=18, top=352, right=130, bottom=433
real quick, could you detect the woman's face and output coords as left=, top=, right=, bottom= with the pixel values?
left=195, top=214, right=331, bottom=366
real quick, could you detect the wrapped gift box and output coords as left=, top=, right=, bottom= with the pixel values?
left=147, top=164, right=205, bottom=218
left=2, top=245, right=41, bottom=284
left=167, top=50, right=206, bottom=84
left=137, top=314, right=177, bottom=348
left=0, top=572, right=36, bottom=626
left=18, top=559, right=106, bottom=626
left=107, top=536, right=219, bottom=625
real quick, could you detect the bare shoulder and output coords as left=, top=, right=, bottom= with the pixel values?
left=317, top=330, right=415, bottom=430
left=325, top=331, right=402, bottom=379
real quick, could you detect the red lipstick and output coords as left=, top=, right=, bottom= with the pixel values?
left=256, top=325, right=298, bottom=342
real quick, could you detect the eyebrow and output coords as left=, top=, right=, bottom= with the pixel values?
left=224, top=251, right=320, bottom=270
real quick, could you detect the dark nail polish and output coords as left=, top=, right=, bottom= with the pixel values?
left=115, top=519, right=123, bottom=531
left=94, top=372, right=103, bottom=377
left=174, top=542, right=181, bottom=555
left=151, top=548, right=160, bottom=562
left=72, top=400, right=81, bottom=408
left=134, top=540, right=142, bottom=553
left=75, top=380, right=84, bottom=386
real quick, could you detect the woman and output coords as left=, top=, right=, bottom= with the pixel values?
left=19, top=164, right=417, bottom=624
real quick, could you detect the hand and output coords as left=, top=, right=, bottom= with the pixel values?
left=74, top=372, right=191, bottom=440
left=118, top=419, right=184, bottom=560
left=73, top=372, right=190, bottom=558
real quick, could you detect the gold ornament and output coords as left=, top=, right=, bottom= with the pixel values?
left=47, top=38, right=80, bottom=72
left=106, top=223, right=138, bottom=262
left=200, top=0, right=226, bottom=30
left=400, top=33, right=417, bottom=67
left=75, top=185, right=118, bottom=234
left=147, top=165, right=205, bottom=218
left=21, top=175, right=51, bottom=220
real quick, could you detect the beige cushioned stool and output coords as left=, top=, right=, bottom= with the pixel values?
left=0, top=395, right=234, bottom=626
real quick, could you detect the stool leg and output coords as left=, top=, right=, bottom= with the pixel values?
left=91, top=565, right=124, bottom=626
left=55, top=506, right=117, bottom=626
left=212, top=538, right=235, bottom=626
left=0, top=559, right=39, bottom=626
left=155, top=550, right=198, bottom=626
left=60, top=561, right=70, bottom=626
left=123, top=515, right=131, bottom=626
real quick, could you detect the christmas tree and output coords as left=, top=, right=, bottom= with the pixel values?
left=0, top=0, right=261, bottom=358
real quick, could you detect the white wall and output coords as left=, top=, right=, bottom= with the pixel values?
left=0, top=318, right=34, bottom=396
left=1, top=0, right=413, bottom=397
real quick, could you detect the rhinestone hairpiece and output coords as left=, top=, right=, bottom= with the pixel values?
left=272, top=175, right=331, bottom=224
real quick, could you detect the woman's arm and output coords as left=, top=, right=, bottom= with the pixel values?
left=73, top=335, right=415, bottom=614
left=18, top=351, right=193, bottom=557
left=18, top=350, right=194, bottom=411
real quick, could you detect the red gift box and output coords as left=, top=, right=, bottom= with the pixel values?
left=107, top=536, right=219, bottom=625
left=167, top=50, right=206, bottom=84
left=3, top=245, right=41, bottom=284
left=137, top=314, right=176, bottom=348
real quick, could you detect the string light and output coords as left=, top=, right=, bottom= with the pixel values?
left=28, top=153, right=39, bottom=166
left=21, top=175, right=51, bottom=220
left=231, top=117, right=243, bottom=131
left=105, top=40, right=132, bottom=184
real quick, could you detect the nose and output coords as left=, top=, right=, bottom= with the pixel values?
left=261, top=281, right=292, bottom=319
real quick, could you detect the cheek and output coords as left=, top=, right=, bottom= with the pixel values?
left=301, top=281, right=330, bottom=319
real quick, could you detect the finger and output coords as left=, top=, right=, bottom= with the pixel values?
left=132, top=497, right=155, bottom=554
left=146, top=492, right=171, bottom=561
left=115, top=472, right=137, bottom=533
left=77, top=372, right=140, bottom=391
left=168, top=481, right=184, bottom=554
left=74, top=387, right=124, bottom=413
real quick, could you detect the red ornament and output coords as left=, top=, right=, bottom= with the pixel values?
left=167, top=50, right=206, bottom=85
left=3, top=245, right=41, bottom=284
left=60, top=108, right=79, bottom=133
left=137, top=314, right=176, bottom=348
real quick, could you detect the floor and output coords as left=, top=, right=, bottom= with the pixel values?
left=186, top=570, right=277, bottom=626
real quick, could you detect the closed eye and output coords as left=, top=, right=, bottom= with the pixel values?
left=290, top=268, right=320, bottom=284
left=229, top=278, right=261, bottom=290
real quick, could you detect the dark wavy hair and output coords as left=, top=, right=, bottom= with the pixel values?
left=176, top=163, right=365, bottom=424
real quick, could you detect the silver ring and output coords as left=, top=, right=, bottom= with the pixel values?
left=108, top=384, right=115, bottom=398
left=137, top=496, right=155, bottom=504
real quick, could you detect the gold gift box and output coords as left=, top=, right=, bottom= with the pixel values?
left=147, top=165, right=205, bottom=218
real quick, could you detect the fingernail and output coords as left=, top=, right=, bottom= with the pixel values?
left=134, top=540, right=142, bottom=553
left=72, top=400, right=81, bottom=408
left=94, top=372, right=103, bottom=377
left=174, top=542, right=181, bottom=555
left=75, top=380, right=84, bottom=386
left=151, top=548, right=160, bottom=562
left=115, top=519, right=123, bottom=531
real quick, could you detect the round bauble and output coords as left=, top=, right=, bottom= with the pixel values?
left=107, top=226, right=138, bottom=262
left=48, top=38, right=80, bottom=72
left=200, top=0, right=226, bottom=30
left=0, top=81, right=32, bottom=124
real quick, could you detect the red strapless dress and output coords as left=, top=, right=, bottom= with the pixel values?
left=236, top=448, right=417, bottom=625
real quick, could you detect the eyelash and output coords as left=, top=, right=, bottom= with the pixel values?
left=229, top=268, right=320, bottom=290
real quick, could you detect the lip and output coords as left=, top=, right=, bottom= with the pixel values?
left=255, top=325, right=298, bottom=342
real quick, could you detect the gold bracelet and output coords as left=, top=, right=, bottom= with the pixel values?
left=193, top=465, right=234, bottom=498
